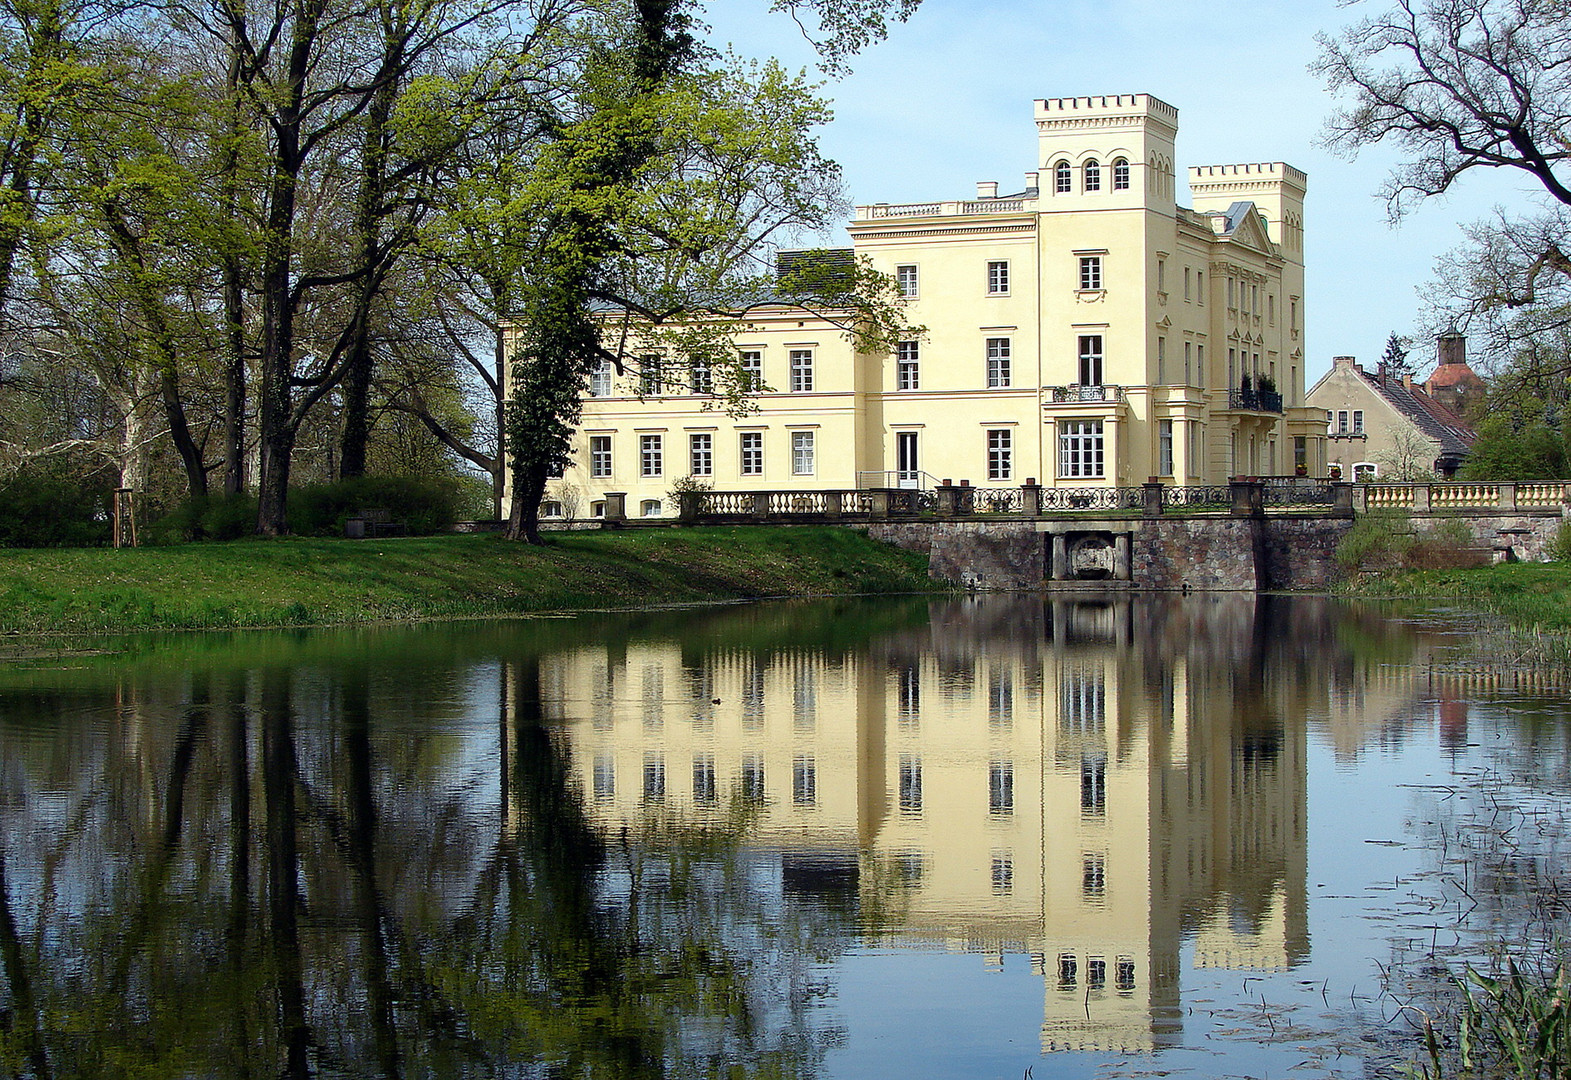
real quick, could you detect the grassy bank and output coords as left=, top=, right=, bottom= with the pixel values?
left=1345, top=561, right=1571, bottom=666
left=0, top=527, right=939, bottom=635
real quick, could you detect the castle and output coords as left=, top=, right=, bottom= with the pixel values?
left=523, top=94, right=1327, bottom=521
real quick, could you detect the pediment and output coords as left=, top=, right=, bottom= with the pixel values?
left=1226, top=203, right=1275, bottom=255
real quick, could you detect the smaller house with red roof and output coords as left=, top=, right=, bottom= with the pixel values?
left=1306, top=334, right=1481, bottom=480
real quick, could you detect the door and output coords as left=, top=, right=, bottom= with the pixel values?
left=896, top=431, right=919, bottom=488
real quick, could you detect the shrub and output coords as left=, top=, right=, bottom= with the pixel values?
left=1338, top=512, right=1488, bottom=574
left=0, top=468, right=112, bottom=548
left=1335, top=510, right=1415, bottom=572
left=146, top=493, right=261, bottom=544
left=1550, top=521, right=1571, bottom=562
left=288, top=476, right=463, bottom=537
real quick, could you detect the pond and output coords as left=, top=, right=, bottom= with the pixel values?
left=0, top=594, right=1567, bottom=1079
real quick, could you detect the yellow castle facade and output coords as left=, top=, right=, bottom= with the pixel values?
left=520, top=93, right=1327, bottom=521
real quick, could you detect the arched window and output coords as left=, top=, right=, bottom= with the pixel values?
left=1054, top=160, right=1072, bottom=194
left=1084, top=159, right=1101, bottom=192
left=1112, top=158, right=1130, bottom=190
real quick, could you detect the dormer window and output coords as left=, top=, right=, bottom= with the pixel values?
left=1084, top=159, right=1101, bottom=192
left=1054, top=160, right=1071, bottom=194
left=1112, top=158, right=1130, bottom=190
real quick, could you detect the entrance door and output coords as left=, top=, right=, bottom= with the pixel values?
left=896, top=431, right=919, bottom=488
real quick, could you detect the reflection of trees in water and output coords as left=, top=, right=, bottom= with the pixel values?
left=0, top=656, right=846, bottom=1078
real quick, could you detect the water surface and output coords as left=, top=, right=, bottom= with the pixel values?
left=0, top=595, right=1566, bottom=1079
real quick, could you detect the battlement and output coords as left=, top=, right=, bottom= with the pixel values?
left=1189, top=163, right=1307, bottom=196
left=1034, top=94, right=1178, bottom=123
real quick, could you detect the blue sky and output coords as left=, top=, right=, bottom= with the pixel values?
left=703, top=0, right=1544, bottom=383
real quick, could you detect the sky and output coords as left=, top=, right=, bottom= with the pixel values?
left=700, top=0, right=1548, bottom=385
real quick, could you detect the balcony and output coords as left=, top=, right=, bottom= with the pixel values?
left=1228, top=387, right=1283, bottom=414
left=1046, top=384, right=1125, bottom=404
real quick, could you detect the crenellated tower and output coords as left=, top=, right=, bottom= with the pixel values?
left=1033, top=94, right=1179, bottom=212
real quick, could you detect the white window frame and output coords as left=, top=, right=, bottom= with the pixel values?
left=1084, top=159, right=1101, bottom=192
left=987, top=260, right=1010, bottom=295
left=1337, top=410, right=1349, bottom=435
left=640, top=498, right=662, bottom=517
left=1054, top=160, right=1072, bottom=194
left=1352, top=409, right=1364, bottom=435
left=740, top=431, right=763, bottom=476
left=639, top=434, right=662, bottom=478
left=688, top=356, right=713, bottom=395
left=739, top=349, right=763, bottom=390
left=987, top=428, right=1012, bottom=481
left=1158, top=419, right=1174, bottom=476
left=897, top=340, right=920, bottom=390
left=1077, top=334, right=1104, bottom=387
left=986, top=337, right=1011, bottom=388
left=639, top=354, right=664, bottom=395
left=1059, top=419, right=1105, bottom=478
left=1079, top=255, right=1102, bottom=291
left=896, top=264, right=918, bottom=298
left=1112, top=158, right=1130, bottom=190
left=789, top=348, right=814, bottom=393
left=791, top=430, right=815, bottom=476
left=689, top=432, right=713, bottom=476
left=589, top=435, right=612, bottom=478
left=589, top=359, right=612, bottom=397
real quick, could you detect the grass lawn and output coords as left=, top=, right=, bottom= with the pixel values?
left=0, top=527, right=939, bottom=635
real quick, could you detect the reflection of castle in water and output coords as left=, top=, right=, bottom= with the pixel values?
left=541, top=596, right=1314, bottom=1054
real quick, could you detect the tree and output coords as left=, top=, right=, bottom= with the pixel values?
left=1316, top=0, right=1571, bottom=221
left=1316, top=2, right=1571, bottom=393
left=1374, top=422, right=1437, bottom=480
left=1381, top=331, right=1410, bottom=373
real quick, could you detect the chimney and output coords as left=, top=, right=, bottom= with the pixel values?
left=976, top=181, right=998, bottom=199
left=1333, top=355, right=1358, bottom=372
left=1024, top=171, right=1039, bottom=191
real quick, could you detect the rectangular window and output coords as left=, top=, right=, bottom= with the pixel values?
left=1157, top=258, right=1165, bottom=292
left=1269, top=294, right=1276, bottom=324
left=896, top=264, right=918, bottom=298
left=789, top=348, right=814, bottom=392
left=643, top=753, right=665, bottom=803
left=1184, top=341, right=1192, bottom=385
left=1081, top=752, right=1106, bottom=816
left=1352, top=410, right=1364, bottom=434
left=987, top=429, right=1012, bottom=481
left=899, top=755, right=923, bottom=813
left=1083, top=853, right=1106, bottom=900
left=689, top=356, right=712, bottom=394
left=897, top=340, right=920, bottom=390
left=741, top=755, right=765, bottom=805
left=1295, top=436, right=1307, bottom=473
left=1183, top=266, right=1191, bottom=300
left=739, top=349, right=763, bottom=390
left=1077, top=334, right=1103, bottom=387
left=1337, top=410, right=1349, bottom=435
left=590, top=435, right=612, bottom=478
left=693, top=755, right=716, bottom=805
left=992, top=853, right=1013, bottom=894
left=987, top=260, right=1009, bottom=294
left=793, top=755, right=817, bottom=807
left=1159, top=419, right=1174, bottom=476
left=639, top=434, right=662, bottom=477
left=593, top=753, right=615, bottom=800
left=989, top=761, right=1014, bottom=816
left=1059, top=419, right=1104, bottom=478
left=791, top=431, right=815, bottom=475
left=1197, top=344, right=1204, bottom=382
left=1079, top=255, right=1102, bottom=291
left=1227, top=277, right=1236, bottom=309
left=986, top=337, right=1011, bottom=388
left=1197, top=270, right=1204, bottom=304
left=589, top=359, right=612, bottom=397
left=1157, top=336, right=1166, bottom=383
left=1228, top=348, right=1237, bottom=388
left=639, top=355, right=664, bottom=395
left=740, top=431, right=763, bottom=475
left=689, top=433, right=713, bottom=476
